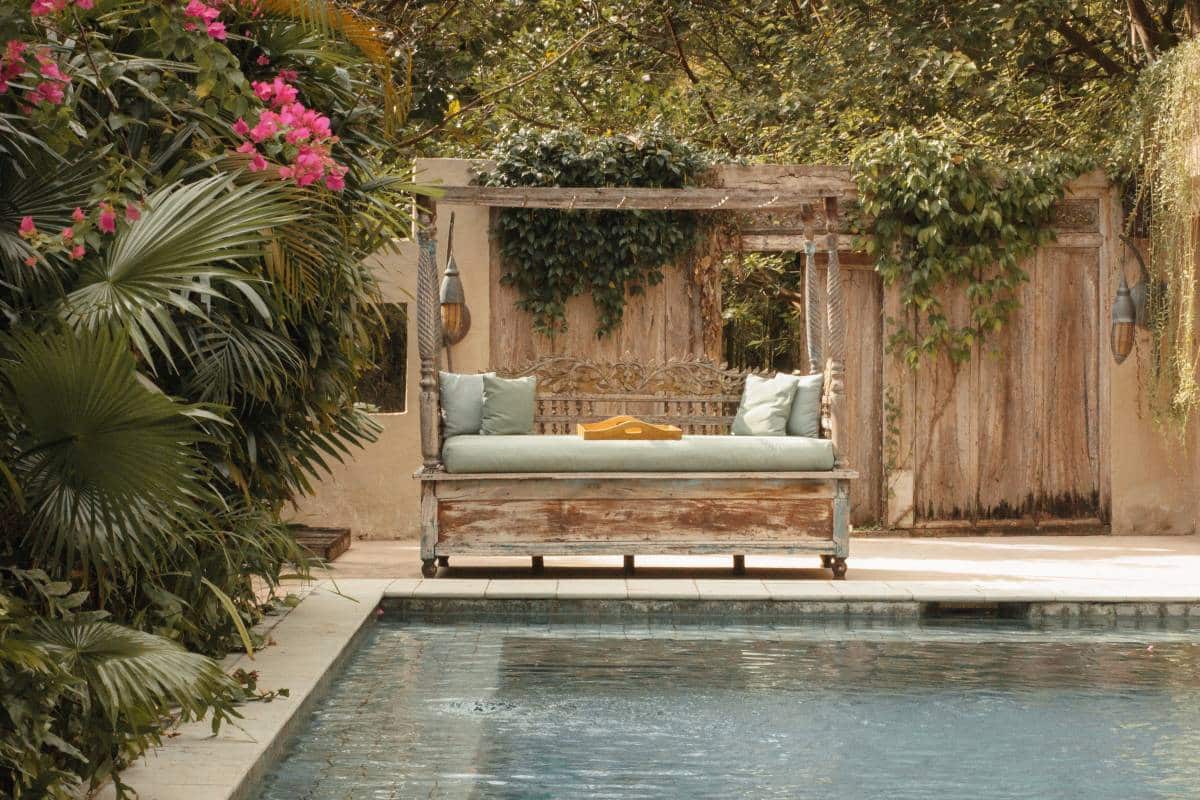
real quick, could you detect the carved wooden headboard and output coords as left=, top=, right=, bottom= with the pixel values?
left=497, top=355, right=775, bottom=435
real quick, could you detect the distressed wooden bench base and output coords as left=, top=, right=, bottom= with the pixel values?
left=417, top=471, right=854, bottom=579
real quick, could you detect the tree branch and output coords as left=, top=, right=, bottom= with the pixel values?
left=662, top=12, right=737, bottom=154
left=1054, top=20, right=1125, bottom=76
left=1127, top=0, right=1162, bottom=60
left=392, top=25, right=604, bottom=149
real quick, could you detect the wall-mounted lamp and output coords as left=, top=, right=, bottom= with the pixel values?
left=440, top=212, right=471, bottom=346
left=1111, top=235, right=1149, bottom=365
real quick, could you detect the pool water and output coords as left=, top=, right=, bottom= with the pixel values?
left=254, top=617, right=1200, bottom=799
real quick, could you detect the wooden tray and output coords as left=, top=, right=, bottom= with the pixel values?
left=576, top=415, right=682, bottom=441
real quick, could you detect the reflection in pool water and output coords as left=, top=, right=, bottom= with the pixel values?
left=254, top=618, right=1200, bottom=799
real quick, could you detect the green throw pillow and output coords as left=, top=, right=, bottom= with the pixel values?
left=480, top=375, right=537, bottom=435
left=439, top=371, right=494, bottom=437
left=731, top=374, right=797, bottom=436
left=777, top=372, right=824, bottom=437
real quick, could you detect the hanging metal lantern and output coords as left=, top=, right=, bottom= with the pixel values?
left=439, top=212, right=471, bottom=345
left=1110, top=271, right=1136, bottom=365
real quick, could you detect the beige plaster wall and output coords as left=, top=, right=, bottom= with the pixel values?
left=291, top=159, right=1199, bottom=539
left=287, top=159, right=491, bottom=539
left=1110, top=329, right=1200, bottom=535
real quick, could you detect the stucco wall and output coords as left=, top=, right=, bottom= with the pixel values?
left=289, top=159, right=1199, bottom=539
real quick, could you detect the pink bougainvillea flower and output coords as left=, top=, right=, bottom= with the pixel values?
left=98, top=204, right=116, bottom=234
left=207, top=21, right=226, bottom=40
left=233, top=117, right=250, bottom=136
left=61, top=226, right=73, bottom=241
left=70, top=244, right=85, bottom=260
left=23, top=255, right=37, bottom=267
left=71, top=206, right=85, bottom=222
left=324, top=169, right=346, bottom=192
left=125, top=203, right=140, bottom=222
left=30, top=0, right=61, bottom=16
left=5, top=41, right=27, bottom=61
left=248, top=152, right=268, bottom=172
left=75, top=0, right=94, bottom=8
left=236, top=141, right=256, bottom=154
left=31, top=81, right=65, bottom=105
left=18, top=216, right=36, bottom=239
left=256, top=54, right=270, bottom=66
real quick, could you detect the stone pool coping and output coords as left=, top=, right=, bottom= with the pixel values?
left=99, top=576, right=1200, bottom=799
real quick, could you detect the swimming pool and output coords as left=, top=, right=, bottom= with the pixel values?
left=254, top=615, right=1200, bottom=799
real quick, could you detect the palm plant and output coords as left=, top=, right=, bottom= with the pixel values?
left=0, top=0, right=415, bottom=795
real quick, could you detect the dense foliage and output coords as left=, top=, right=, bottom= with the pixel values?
left=854, top=132, right=1087, bottom=365
left=0, top=0, right=409, bottom=795
left=480, top=129, right=710, bottom=337
left=1127, top=38, right=1200, bottom=428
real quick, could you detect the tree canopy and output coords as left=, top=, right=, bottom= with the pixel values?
left=364, top=0, right=1191, bottom=174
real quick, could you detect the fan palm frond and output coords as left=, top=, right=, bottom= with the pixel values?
left=0, top=328, right=207, bottom=576
left=63, top=174, right=300, bottom=364
left=36, top=620, right=234, bottom=723
left=182, top=315, right=305, bottom=405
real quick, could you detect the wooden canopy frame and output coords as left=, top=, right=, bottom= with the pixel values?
left=413, top=180, right=854, bottom=578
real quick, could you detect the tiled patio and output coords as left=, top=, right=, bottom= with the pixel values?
left=328, top=535, right=1200, bottom=603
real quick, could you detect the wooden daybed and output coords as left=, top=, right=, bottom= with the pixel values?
left=412, top=186, right=856, bottom=578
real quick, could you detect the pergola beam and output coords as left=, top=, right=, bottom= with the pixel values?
left=435, top=185, right=850, bottom=210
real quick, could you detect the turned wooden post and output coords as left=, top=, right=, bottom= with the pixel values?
left=803, top=208, right=824, bottom=375
left=416, top=199, right=443, bottom=470
left=824, top=196, right=848, bottom=467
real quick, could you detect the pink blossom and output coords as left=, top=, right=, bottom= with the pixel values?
left=31, top=80, right=64, bottom=105
left=98, top=204, right=116, bottom=234
left=5, top=41, right=27, bottom=62
left=125, top=203, right=140, bottom=222
left=233, top=117, right=250, bottom=136
left=18, top=216, right=36, bottom=238
left=61, top=226, right=73, bottom=241
left=278, top=69, right=298, bottom=82
left=248, top=152, right=268, bottom=172
left=71, top=207, right=85, bottom=222
left=70, top=244, right=85, bottom=260
left=324, top=169, right=346, bottom=192
left=30, top=0, right=62, bottom=16
left=76, top=0, right=94, bottom=8
left=256, top=55, right=270, bottom=66
left=23, top=256, right=37, bottom=267
left=207, top=21, right=226, bottom=41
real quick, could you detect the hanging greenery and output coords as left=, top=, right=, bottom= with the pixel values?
left=479, top=129, right=712, bottom=338
left=1128, top=38, right=1200, bottom=431
left=853, top=131, right=1086, bottom=366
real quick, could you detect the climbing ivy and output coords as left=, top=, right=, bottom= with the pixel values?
left=853, top=131, right=1087, bottom=366
left=479, top=129, right=712, bottom=338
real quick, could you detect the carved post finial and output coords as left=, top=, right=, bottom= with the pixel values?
left=824, top=196, right=847, bottom=467
left=416, top=199, right=443, bottom=469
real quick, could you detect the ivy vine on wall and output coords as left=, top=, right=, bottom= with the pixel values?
left=478, top=129, right=712, bottom=338
left=852, top=130, right=1086, bottom=366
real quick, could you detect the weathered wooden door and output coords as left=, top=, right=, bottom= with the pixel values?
left=886, top=177, right=1115, bottom=531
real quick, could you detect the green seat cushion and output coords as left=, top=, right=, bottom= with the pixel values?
left=439, top=371, right=493, bottom=437
left=442, top=435, right=835, bottom=473
left=731, top=374, right=797, bottom=436
left=480, top=374, right=536, bottom=435
left=778, top=372, right=824, bottom=437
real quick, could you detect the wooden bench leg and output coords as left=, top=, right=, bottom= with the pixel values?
left=821, top=554, right=833, bottom=569
left=531, top=555, right=544, bottom=573
left=831, top=557, right=847, bottom=580
left=421, top=559, right=437, bottom=578
left=623, top=555, right=635, bottom=575
left=732, top=555, right=746, bottom=575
